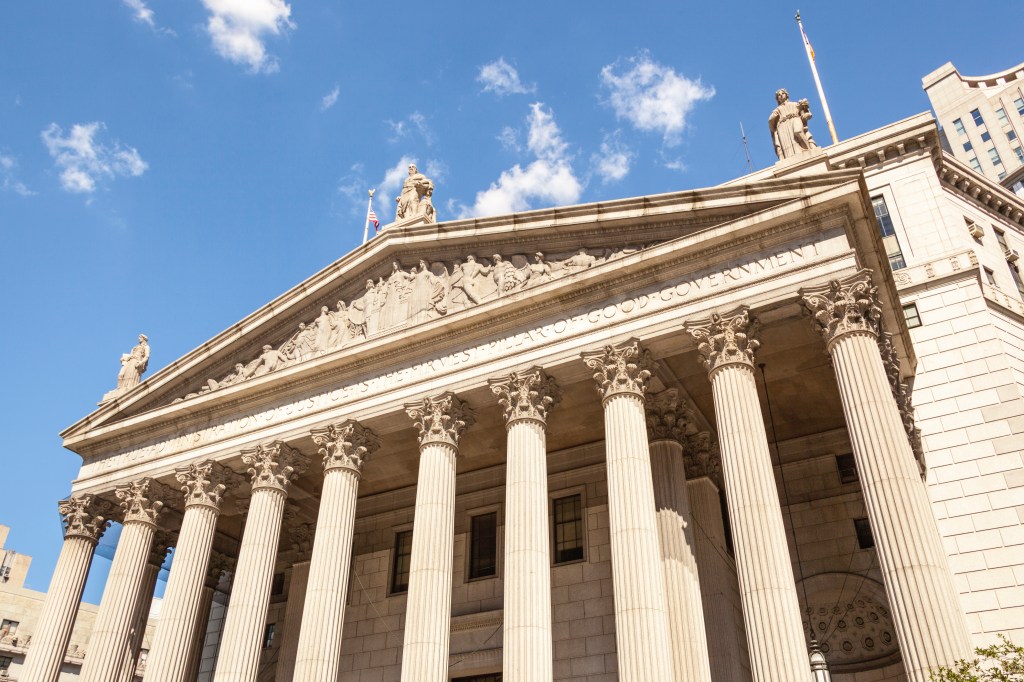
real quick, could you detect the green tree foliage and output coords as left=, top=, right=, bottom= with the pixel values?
left=930, top=636, right=1024, bottom=681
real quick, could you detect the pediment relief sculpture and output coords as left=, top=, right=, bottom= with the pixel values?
left=173, top=243, right=652, bottom=403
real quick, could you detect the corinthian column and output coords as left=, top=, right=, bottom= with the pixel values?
left=80, top=479, right=170, bottom=682
left=686, top=310, right=811, bottom=682
left=213, top=442, right=307, bottom=682
left=294, top=420, right=380, bottom=682
left=489, top=368, right=561, bottom=682
left=645, top=389, right=713, bottom=682
left=400, top=393, right=475, bottom=682
left=147, top=461, right=237, bottom=682
left=185, top=553, right=233, bottom=682
left=581, top=340, right=673, bottom=682
left=119, top=534, right=171, bottom=682
left=801, top=273, right=972, bottom=681
left=21, top=495, right=111, bottom=682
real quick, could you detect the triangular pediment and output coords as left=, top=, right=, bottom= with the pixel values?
left=62, top=172, right=867, bottom=447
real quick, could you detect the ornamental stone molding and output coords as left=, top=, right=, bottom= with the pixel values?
left=645, top=389, right=698, bottom=444
left=149, top=531, right=175, bottom=567
left=683, top=431, right=723, bottom=486
left=241, top=441, right=308, bottom=493
left=282, top=504, right=316, bottom=562
left=115, top=478, right=173, bottom=526
left=800, top=270, right=883, bottom=346
left=175, top=460, right=239, bottom=510
left=310, top=420, right=381, bottom=475
left=405, top=392, right=476, bottom=448
left=58, top=494, right=113, bottom=543
left=686, top=308, right=761, bottom=374
left=488, top=367, right=562, bottom=427
left=206, top=551, right=235, bottom=588
left=582, top=338, right=654, bottom=400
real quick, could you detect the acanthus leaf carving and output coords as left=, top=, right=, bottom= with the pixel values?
left=488, top=367, right=561, bottom=427
left=645, top=389, right=698, bottom=444
left=206, top=551, right=235, bottom=588
left=582, top=338, right=653, bottom=399
left=683, top=431, right=723, bottom=487
left=175, top=460, right=240, bottom=510
left=800, top=270, right=882, bottom=346
left=309, top=420, right=381, bottom=475
left=58, top=494, right=113, bottom=543
left=149, top=530, right=176, bottom=567
left=283, top=504, right=316, bottom=562
left=405, top=393, right=475, bottom=448
left=687, top=307, right=761, bottom=374
left=241, top=441, right=307, bottom=493
left=115, top=478, right=173, bottom=527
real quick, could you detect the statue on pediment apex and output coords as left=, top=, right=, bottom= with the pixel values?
left=395, top=164, right=436, bottom=223
left=769, top=88, right=817, bottom=160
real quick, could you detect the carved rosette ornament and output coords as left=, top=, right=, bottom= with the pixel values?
left=175, top=460, right=238, bottom=509
left=115, top=478, right=172, bottom=527
left=683, top=431, right=724, bottom=487
left=241, top=441, right=307, bottom=493
left=310, top=420, right=381, bottom=476
left=405, top=393, right=476, bottom=448
left=800, top=271, right=883, bottom=347
left=582, top=339, right=653, bottom=400
left=686, top=308, right=761, bottom=375
left=645, top=389, right=697, bottom=444
left=488, top=367, right=562, bottom=427
left=58, top=494, right=112, bottom=543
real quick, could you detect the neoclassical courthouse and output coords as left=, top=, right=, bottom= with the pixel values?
left=12, top=84, right=1024, bottom=682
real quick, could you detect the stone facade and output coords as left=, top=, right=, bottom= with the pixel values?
left=17, top=106, right=1024, bottom=682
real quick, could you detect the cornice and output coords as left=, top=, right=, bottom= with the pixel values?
left=933, top=152, right=1024, bottom=227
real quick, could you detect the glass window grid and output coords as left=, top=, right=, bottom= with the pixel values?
left=1016, top=98, right=1024, bottom=116
left=903, top=303, right=922, bottom=329
left=469, top=512, right=498, bottom=580
left=996, top=107, right=1009, bottom=125
left=989, top=148, right=1003, bottom=166
left=0, top=620, right=18, bottom=636
left=969, top=157, right=983, bottom=172
left=854, top=518, right=875, bottom=549
left=1015, top=147, right=1024, bottom=164
left=953, top=118, right=966, bottom=135
left=971, top=108, right=984, bottom=126
left=1009, top=263, right=1024, bottom=298
left=872, top=196, right=906, bottom=270
left=553, top=494, right=584, bottom=564
left=0, top=656, right=11, bottom=671
left=262, top=623, right=275, bottom=649
left=391, top=530, right=413, bottom=594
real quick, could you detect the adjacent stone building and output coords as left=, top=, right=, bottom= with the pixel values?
left=18, top=99, right=1024, bottom=682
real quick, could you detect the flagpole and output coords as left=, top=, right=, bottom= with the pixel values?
left=796, top=10, right=839, bottom=145
left=362, top=188, right=375, bottom=244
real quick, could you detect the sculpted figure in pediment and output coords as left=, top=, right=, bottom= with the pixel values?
left=563, top=248, right=597, bottom=275
left=250, top=344, right=289, bottom=378
left=529, top=252, right=553, bottom=285
left=348, top=279, right=381, bottom=336
left=409, top=259, right=449, bottom=323
left=314, top=306, right=336, bottom=353
left=379, top=261, right=415, bottom=331
left=492, top=254, right=529, bottom=295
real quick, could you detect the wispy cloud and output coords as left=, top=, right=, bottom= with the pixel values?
left=0, top=154, right=36, bottom=196
left=477, top=58, right=534, bottom=96
left=600, top=51, right=714, bottom=147
left=320, top=85, right=340, bottom=111
left=591, top=132, right=633, bottom=184
left=122, top=0, right=175, bottom=35
left=201, top=0, right=294, bottom=74
left=41, top=122, right=147, bottom=194
left=387, top=111, right=435, bottom=145
left=460, top=103, right=582, bottom=218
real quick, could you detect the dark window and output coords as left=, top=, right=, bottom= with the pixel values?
left=985, top=267, right=997, bottom=286
left=262, top=623, right=276, bottom=649
left=981, top=131, right=991, bottom=143
left=391, top=530, right=413, bottom=593
left=836, top=454, right=859, bottom=484
left=1015, top=97, right=1024, bottom=116
left=953, top=118, right=966, bottom=135
left=0, top=620, right=18, bottom=637
left=469, top=512, right=498, bottom=579
left=0, top=656, right=11, bottom=671
left=971, top=108, right=984, bottom=126
left=719, top=489, right=734, bottom=556
left=453, top=675, right=502, bottom=682
left=270, top=572, right=285, bottom=596
left=996, top=229, right=1010, bottom=251
left=1010, top=264, right=1024, bottom=298
left=903, top=303, right=922, bottom=329
left=854, top=518, right=875, bottom=549
left=963, top=141, right=973, bottom=152
left=1009, top=130, right=1018, bottom=142
left=553, top=494, right=584, bottom=564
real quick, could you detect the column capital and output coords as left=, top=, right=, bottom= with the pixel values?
left=645, top=389, right=697, bottom=444
left=686, top=307, right=760, bottom=375
left=405, top=392, right=475, bottom=448
left=310, top=420, right=380, bottom=475
left=582, top=338, right=653, bottom=400
left=489, top=367, right=561, bottom=427
left=149, top=530, right=175, bottom=568
left=115, top=478, right=173, bottom=527
left=58, top=494, right=113, bottom=543
left=241, top=441, right=307, bottom=493
left=175, top=460, right=240, bottom=510
left=206, top=551, right=235, bottom=589
left=283, top=504, right=316, bottom=562
left=683, top=431, right=723, bottom=486
left=800, top=270, right=882, bottom=347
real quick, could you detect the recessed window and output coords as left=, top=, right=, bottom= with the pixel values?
left=0, top=656, right=11, bottom=671
left=872, top=196, right=906, bottom=271
left=836, top=454, right=859, bottom=484
left=1015, top=146, right=1024, bottom=164
left=963, top=141, right=973, bottom=152
left=996, top=229, right=1010, bottom=252
left=1015, top=97, right=1024, bottom=116
left=971, top=108, right=985, bottom=126
left=270, top=572, right=285, bottom=596
left=1009, top=263, right=1024, bottom=298
left=854, top=518, right=875, bottom=549
left=262, top=623, right=276, bottom=649
left=989, top=148, right=1003, bottom=166
left=996, top=107, right=1009, bottom=125
left=903, top=303, right=922, bottom=329
left=953, top=118, right=966, bottom=135
left=553, top=494, right=584, bottom=564
left=468, top=512, right=498, bottom=580
left=969, top=157, right=983, bottom=172
left=981, top=131, right=991, bottom=143
left=0, top=620, right=18, bottom=637
left=391, top=530, right=413, bottom=594
left=985, top=267, right=997, bottom=286
left=1009, top=130, right=1018, bottom=142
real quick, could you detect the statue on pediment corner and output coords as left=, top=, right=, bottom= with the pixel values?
left=102, top=333, right=150, bottom=402
left=769, top=88, right=817, bottom=160
left=395, top=164, right=436, bottom=224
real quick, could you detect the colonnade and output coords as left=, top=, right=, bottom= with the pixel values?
left=22, top=272, right=971, bottom=682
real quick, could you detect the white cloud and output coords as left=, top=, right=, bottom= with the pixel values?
left=201, top=0, right=294, bottom=74
left=477, top=58, right=534, bottom=96
left=591, top=133, right=633, bottom=184
left=460, top=103, right=582, bottom=218
left=41, top=122, right=147, bottom=194
left=497, top=126, right=520, bottom=152
left=600, top=52, right=714, bottom=146
left=123, top=0, right=155, bottom=27
left=320, top=85, right=340, bottom=111
left=387, top=111, right=434, bottom=145
left=0, top=154, right=35, bottom=196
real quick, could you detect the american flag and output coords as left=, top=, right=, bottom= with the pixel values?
left=368, top=207, right=380, bottom=232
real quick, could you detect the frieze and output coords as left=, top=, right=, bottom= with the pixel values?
left=81, top=237, right=830, bottom=480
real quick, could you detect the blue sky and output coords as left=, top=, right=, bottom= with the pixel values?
left=1, top=1, right=1021, bottom=603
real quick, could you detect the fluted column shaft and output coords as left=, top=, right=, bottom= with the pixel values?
left=81, top=480, right=168, bottom=682
left=688, top=310, right=810, bottom=682
left=214, top=442, right=305, bottom=682
left=401, top=393, right=474, bottom=682
left=184, top=586, right=215, bottom=682
left=21, top=496, right=109, bottom=682
left=649, top=439, right=713, bottom=682
left=119, top=560, right=160, bottom=682
left=275, top=561, right=310, bottom=681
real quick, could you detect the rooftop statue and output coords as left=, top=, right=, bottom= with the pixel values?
left=769, top=88, right=817, bottom=160
left=394, top=164, right=436, bottom=223
left=101, top=334, right=150, bottom=402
